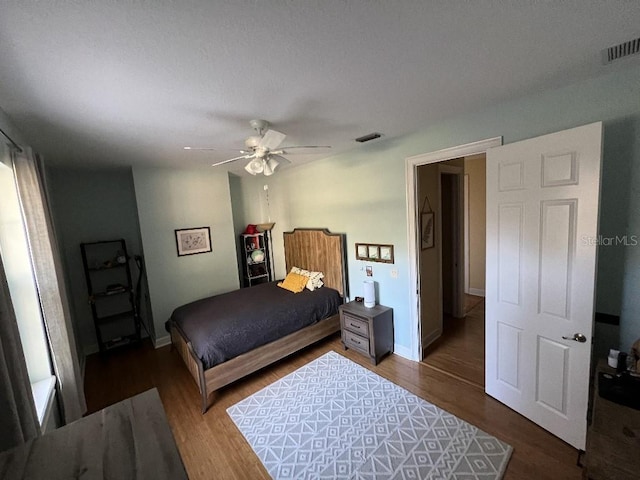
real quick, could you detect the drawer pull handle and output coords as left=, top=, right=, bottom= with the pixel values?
left=353, top=339, right=361, bottom=344
left=349, top=323, right=361, bottom=329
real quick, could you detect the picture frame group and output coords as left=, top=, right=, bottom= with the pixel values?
left=355, top=243, right=394, bottom=264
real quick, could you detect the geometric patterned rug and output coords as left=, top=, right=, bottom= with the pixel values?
left=227, top=351, right=512, bottom=479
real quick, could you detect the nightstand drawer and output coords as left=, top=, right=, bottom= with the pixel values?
left=342, top=313, right=369, bottom=337
left=343, top=330, right=370, bottom=355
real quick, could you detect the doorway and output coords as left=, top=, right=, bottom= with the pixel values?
left=419, top=155, right=487, bottom=387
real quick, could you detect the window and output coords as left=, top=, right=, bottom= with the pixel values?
left=0, top=145, right=54, bottom=426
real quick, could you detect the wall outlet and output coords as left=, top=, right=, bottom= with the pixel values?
left=366, top=266, right=373, bottom=277
left=390, top=269, right=398, bottom=279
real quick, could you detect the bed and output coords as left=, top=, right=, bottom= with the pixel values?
left=168, top=228, right=348, bottom=412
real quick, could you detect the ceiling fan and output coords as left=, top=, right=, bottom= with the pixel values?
left=184, top=119, right=330, bottom=176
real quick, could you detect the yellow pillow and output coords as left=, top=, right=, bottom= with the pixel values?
left=277, top=272, right=308, bottom=293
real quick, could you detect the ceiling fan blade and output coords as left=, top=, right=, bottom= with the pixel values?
left=184, top=146, right=218, bottom=151
left=271, top=145, right=331, bottom=155
left=259, top=129, right=286, bottom=150
left=269, top=154, right=291, bottom=164
left=279, top=145, right=331, bottom=150
left=211, top=154, right=253, bottom=167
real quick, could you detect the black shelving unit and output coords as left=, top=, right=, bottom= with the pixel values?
left=80, top=239, right=141, bottom=353
left=241, top=232, right=272, bottom=287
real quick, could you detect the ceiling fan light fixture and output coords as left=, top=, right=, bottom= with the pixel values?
left=245, top=158, right=263, bottom=175
left=263, top=157, right=280, bottom=176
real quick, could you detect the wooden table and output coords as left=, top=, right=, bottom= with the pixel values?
left=0, top=388, right=188, bottom=479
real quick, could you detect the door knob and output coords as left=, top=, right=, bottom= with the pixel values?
left=562, top=333, right=587, bottom=343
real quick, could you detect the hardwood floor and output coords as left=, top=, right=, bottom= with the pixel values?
left=84, top=335, right=582, bottom=479
left=423, top=296, right=485, bottom=387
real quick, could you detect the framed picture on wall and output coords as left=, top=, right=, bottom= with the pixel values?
left=421, top=212, right=435, bottom=249
left=355, top=242, right=395, bottom=264
left=175, top=227, right=212, bottom=256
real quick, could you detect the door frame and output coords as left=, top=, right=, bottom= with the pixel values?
left=405, top=137, right=502, bottom=361
left=439, top=165, right=465, bottom=320
left=464, top=174, right=470, bottom=294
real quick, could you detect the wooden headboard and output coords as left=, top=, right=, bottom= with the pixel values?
left=283, top=228, right=348, bottom=298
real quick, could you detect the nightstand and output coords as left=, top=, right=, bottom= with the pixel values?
left=339, top=301, right=393, bottom=365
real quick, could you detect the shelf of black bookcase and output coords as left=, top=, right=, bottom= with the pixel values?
left=103, top=332, right=140, bottom=351
left=246, top=274, right=268, bottom=279
left=96, top=310, right=136, bottom=325
left=88, top=263, right=127, bottom=272
left=93, top=287, right=130, bottom=298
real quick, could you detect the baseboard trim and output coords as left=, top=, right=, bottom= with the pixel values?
left=468, top=288, right=485, bottom=297
left=154, top=335, right=171, bottom=349
left=393, top=343, right=414, bottom=361
left=84, top=343, right=100, bottom=356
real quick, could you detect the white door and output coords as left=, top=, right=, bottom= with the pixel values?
left=485, top=122, right=602, bottom=450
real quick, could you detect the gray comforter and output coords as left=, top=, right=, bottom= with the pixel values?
left=168, top=281, right=342, bottom=369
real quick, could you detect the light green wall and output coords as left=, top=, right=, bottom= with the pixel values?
left=133, top=167, right=239, bottom=344
left=618, top=117, right=640, bottom=353
left=236, top=64, right=640, bottom=355
left=46, top=166, right=150, bottom=354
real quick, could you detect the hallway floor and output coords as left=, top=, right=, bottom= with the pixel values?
left=422, top=294, right=485, bottom=387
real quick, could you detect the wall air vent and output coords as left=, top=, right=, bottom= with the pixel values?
left=355, top=132, right=382, bottom=143
left=602, top=37, right=640, bottom=64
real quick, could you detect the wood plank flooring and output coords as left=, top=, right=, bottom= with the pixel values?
left=423, top=296, right=485, bottom=387
left=84, top=335, right=582, bottom=480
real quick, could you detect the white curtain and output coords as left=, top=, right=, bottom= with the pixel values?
left=12, top=147, right=86, bottom=424
left=0, top=253, right=40, bottom=451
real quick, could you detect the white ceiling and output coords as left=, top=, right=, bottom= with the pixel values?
left=0, top=1, right=638, bottom=173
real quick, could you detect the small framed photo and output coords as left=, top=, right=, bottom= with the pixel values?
left=379, top=245, right=394, bottom=263
left=356, top=244, right=368, bottom=260
left=175, top=227, right=212, bottom=256
left=368, top=245, right=379, bottom=259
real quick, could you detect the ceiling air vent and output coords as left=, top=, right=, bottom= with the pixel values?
left=355, top=132, right=382, bottom=143
left=602, top=37, right=640, bottom=65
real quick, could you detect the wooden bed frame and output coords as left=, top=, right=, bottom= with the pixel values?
left=170, top=228, right=348, bottom=413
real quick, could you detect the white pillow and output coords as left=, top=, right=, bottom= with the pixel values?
left=290, top=266, right=324, bottom=291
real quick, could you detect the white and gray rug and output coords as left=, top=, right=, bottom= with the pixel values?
left=227, top=351, right=512, bottom=479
